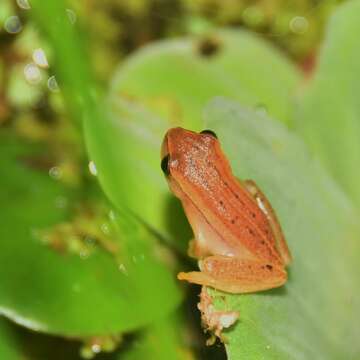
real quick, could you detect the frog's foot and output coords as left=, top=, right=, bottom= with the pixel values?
left=178, top=255, right=287, bottom=293
left=198, top=286, right=239, bottom=344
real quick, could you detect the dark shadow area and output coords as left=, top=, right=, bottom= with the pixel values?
left=3, top=317, right=118, bottom=360
left=163, top=194, right=193, bottom=253
left=182, top=284, right=227, bottom=360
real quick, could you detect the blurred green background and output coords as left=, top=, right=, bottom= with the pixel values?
left=1, top=0, right=359, bottom=359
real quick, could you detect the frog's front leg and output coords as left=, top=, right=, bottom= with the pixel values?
left=178, top=255, right=287, bottom=294
left=242, top=179, right=292, bottom=266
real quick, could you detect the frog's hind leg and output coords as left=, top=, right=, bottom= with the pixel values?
left=242, top=179, right=292, bottom=266
left=178, top=255, right=287, bottom=294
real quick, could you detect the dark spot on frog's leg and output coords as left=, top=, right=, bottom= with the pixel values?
left=219, top=200, right=223, bottom=206
left=266, top=264, right=273, bottom=271
left=251, top=212, right=256, bottom=218
left=231, top=219, right=235, bottom=224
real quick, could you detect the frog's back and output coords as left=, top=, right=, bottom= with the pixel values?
left=167, top=128, right=283, bottom=265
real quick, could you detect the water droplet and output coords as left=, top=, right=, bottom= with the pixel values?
left=4, top=16, right=22, bottom=34
left=101, top=223, right=110, bottom=235
left=118, top=263, right=128, bottom=275
left=55, top=196, right=68, bottom=209
left=91, top=344, right=101, bottom=354
left=84, top=236, right=96, bottom=246
left=80, top=250, right=89, bottom=259
left=49, top=166, right=62, bottom=180
left=24, top=63, right=42, bottom=85
left=16, top=0, right=31, bottom=10
left=289, top=16, right=308, bottom=34
left=32, top=48, right=48, bottom=68
left=88, top=161, right=98, bottom=176
left=108, top=210, right=116, bottom=221
left=47, top=75, right=59, bottom=92
left=66, top=8, right=77, bottom=24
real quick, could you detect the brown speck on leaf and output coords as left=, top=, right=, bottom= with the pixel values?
left=197, top=37, right=221, bottom=58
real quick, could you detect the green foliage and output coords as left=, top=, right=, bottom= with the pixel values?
left=106, top=2, right=360, bottom=358
left=1, top=0, right=359, bottom=358
left=295, top=0, right=360, bottom=210
left=0, top=133, right=179, bottom=336
left=206, top=98, right=360, bottom=359
left=107, top=30, right=299, bottom=251
left=112, top=30, right=300, bottom=128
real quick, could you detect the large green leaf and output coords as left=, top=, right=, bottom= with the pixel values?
left=112, top=29, right=300, bottom=129
left=203, top=98, right=360, bottom=359
left=294, top=0, right=360, bottom=209
left=0, top=134, right=179, bottom=336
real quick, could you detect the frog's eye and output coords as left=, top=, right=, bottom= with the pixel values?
left=200, top=129, right=218, bottom=139
left=161, top=154, right=170, bottom=176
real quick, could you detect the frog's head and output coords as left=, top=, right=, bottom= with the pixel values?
left=161, top=127, right=230, bottom=197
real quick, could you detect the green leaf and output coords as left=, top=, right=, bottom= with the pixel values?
left=0, top=134, right=179, bottom=336
left=204, top=98, right=360, bottom=359
left=294, top=0, right=360, bottom=209
left=112, top=29, right=300, bottom=128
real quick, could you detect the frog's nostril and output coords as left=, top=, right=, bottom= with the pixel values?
left=161, top=154, right=170, bottom=176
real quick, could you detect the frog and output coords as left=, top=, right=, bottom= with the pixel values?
left=161, top=127, right=292, bottom=294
